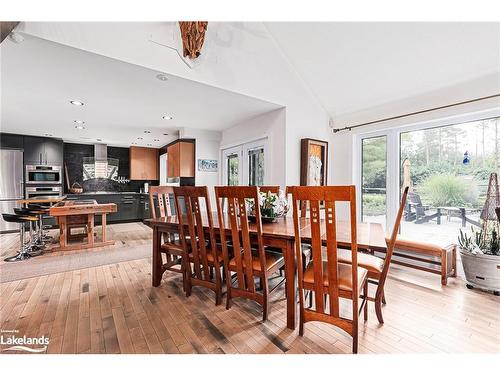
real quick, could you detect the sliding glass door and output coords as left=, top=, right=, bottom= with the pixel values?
left=357, top=111, right=500, bottom=245
left=399, top=117, right=499, bottom=243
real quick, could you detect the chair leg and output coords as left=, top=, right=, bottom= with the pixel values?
left=352, top=316, right=358, bottom=354
left=363, top=282, right=368, bottom=321
left=262, top=280, right=270, bottom=321
left=374, top=292, right=384, bottom=324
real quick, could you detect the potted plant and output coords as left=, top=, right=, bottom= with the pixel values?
left=247, top=190, right=288, bottom=223
left=458, top=225, right=500, bottom=295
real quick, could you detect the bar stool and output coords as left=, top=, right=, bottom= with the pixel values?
left=27, top=204, right=53, bottom=244
left=2, top=213, right=40, bottom=262
left=13, top=207, right=45, bottom=255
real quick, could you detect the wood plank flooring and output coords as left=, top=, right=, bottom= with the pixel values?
left=0, top=222, right=499, bottom=354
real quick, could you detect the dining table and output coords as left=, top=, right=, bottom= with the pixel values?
left=147, top=214, right=387, bottom=330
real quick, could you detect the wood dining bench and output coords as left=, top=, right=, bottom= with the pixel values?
left=383, top=236, right=457, bottom=286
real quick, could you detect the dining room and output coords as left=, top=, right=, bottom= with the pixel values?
left=1, top=2, right=499, bottom=374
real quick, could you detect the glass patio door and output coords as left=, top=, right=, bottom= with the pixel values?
left=361, top=135, right=388, bottom=229
left=222, top=138, right=267, bottom=186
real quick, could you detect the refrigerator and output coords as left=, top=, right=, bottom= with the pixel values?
left=0, top=149, right=24, bottom=232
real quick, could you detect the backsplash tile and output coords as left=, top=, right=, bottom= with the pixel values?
left=63, top=143, right=158, bottom=193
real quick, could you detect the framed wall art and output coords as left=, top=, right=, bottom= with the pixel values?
left=197, top=159, right=218, bottom=172
left=300, top=138, right=328, bottom=186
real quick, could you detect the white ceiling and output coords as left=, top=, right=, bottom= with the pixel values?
left=0, top=33, right=281, bottom=147
left=266, top=22, right=500, bottom=119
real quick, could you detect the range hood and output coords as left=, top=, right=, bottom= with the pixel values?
left=82, top=144, right=119, bottom=180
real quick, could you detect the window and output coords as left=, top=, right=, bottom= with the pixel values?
left=222, top=138, right=267, bottom=186
left=361, top=136, right=387, bottom=228
left=356, top=111, right=500, bottom=245
left=399, top=117, right=499, bottom=243
left=227, top=153, right=240, bottom=186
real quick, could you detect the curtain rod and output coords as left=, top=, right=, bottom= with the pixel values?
left=332, top=93, right=500, bottom=133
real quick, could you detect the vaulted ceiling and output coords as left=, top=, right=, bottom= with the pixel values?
left=266, top=22, right=500, bottom=123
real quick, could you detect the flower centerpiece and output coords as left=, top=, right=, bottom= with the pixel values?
left=247, top=190, right=288, bottom=223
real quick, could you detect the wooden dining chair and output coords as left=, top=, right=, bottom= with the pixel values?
left=173, top=186, right=224, bottom=305
left=337, top=186, right=409, bottom=324
left=214, top=186, right=285, bottom=321
left=289, top=185, right=368, bottom=354
left=149, top=186, right=186, bottom=280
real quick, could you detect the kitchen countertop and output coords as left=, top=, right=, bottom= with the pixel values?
left=65, top=191, right=149, bottom=196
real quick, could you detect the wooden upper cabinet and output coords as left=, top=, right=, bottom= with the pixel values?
left=167, top=140, right=195, bottom=178
left=130, top=146, right=159, bottom=180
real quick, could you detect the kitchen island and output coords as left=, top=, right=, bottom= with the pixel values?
left=49, top=199, right=117, bottom=250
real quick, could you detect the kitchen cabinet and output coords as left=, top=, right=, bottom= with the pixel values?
left=0, top=133, right=23, bottom=149
left=130, top=146, right=159, bottom=180
left=167, top=140, right=195, bottom=178
left=24, top=136, right=63, bottom=165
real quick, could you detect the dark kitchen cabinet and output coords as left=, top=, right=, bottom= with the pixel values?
left=140, top=194, right=150, bottom=219
left=23, top=136, right=45, bottom=164
left=0, top=133, right=23, bottom=149
left=44, top=138, right=64, bottom=165
left=24, top=136, right=63, bottom=165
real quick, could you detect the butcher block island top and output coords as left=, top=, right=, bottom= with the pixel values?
left=50, top=199, right=117, bottom=251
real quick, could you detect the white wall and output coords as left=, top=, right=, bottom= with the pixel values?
left=179, top=127, right=221, bottom=197
left=221, top=108, right=287, bottom=187
left=21, top=22, right=331, bottom=187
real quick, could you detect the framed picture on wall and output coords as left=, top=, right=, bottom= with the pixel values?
left=300, top=138, right=328, bottom=186
left=198, top=159, right=218, bottom=172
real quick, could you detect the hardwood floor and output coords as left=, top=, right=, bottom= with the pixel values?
left=0, top=222, right=498, bottom=354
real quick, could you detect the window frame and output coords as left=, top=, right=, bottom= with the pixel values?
left=354, top=107, right=500, bottom=232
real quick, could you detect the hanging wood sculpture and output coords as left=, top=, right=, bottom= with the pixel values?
left=178, top=21, right=208, bottom=59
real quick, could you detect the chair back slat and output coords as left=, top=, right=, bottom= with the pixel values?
left=173, top=186, right=220, bottom=284
left=324, top=199, right=340, bottom=317
left=309, top=198, right=324, bottom=313
left=215, top=186, right=266, bottom=294
left=290, top=185, right=358, bottom=319
left=286, top=186, right=308, bottom=217
left=149, top=186, right=174, bottom=219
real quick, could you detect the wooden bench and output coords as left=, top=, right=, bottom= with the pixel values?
left=382, top=236, right=457, bottom=285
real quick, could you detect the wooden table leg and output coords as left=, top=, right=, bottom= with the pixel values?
left=59, top=216, right=67, bottom=249
left=152, top=226, right=162, bottom=287
left=87, top=214, right=94, bottom=247
left=102, top=213, right=107, bottom=242
left=283, top=239, right=297, bottom=330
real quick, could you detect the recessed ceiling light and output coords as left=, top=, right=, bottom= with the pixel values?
left=75, top=125, right=86, bottom=130
left=162, top=115, right=173, bottom=120
left=144, top=130, right=151, bottom=134
left=74, top=120, right=85, bottom=125
left=96, top=138, right=102, bottom=142
left=153, top=139, right=160, bottom=142
left=147, top=144, right=152, bottom=146
left=131, top=142, right=137, bottom=145
left=137, top=137, right=143, bottom=140
left=44, top=133, right=53, bottom=137
left=70, top=100, right=84, bottom=106
left=163, top=133, right=169, bottom=136
left=156, top=73, right=169, bottom=81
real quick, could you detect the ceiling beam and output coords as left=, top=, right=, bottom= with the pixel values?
left=1, top=22, right=20, bottom=44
